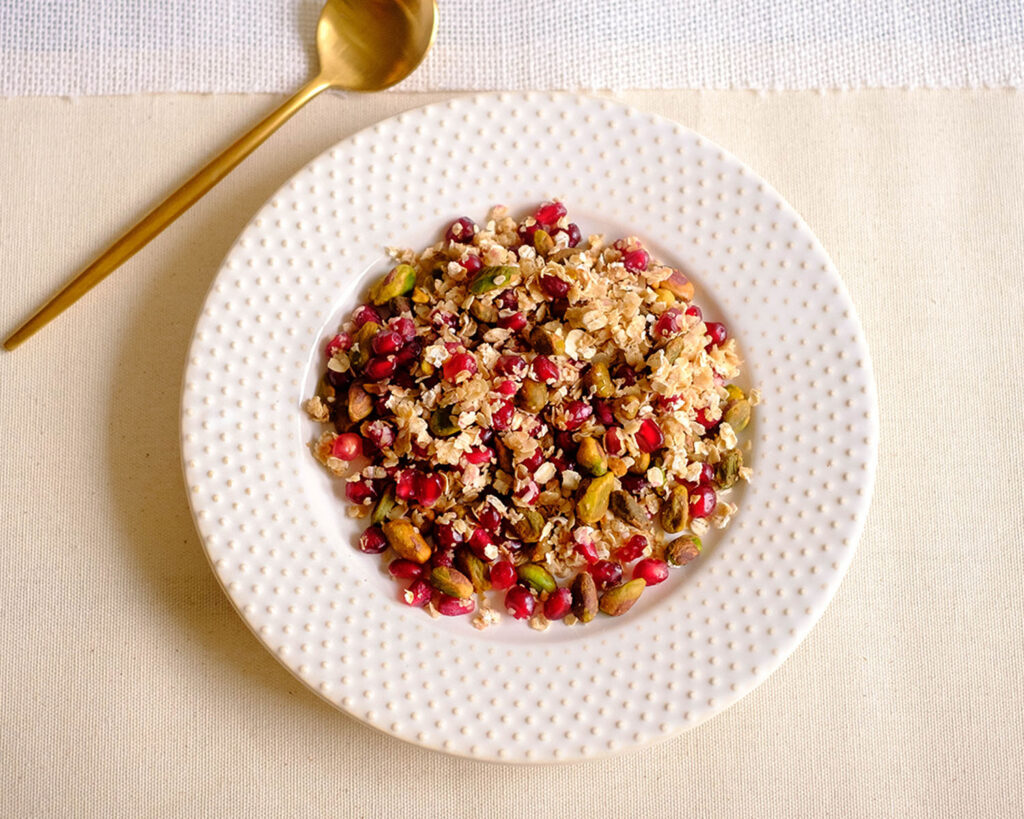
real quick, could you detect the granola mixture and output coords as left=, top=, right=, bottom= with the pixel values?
left=306, top=202, right=756, bottom=628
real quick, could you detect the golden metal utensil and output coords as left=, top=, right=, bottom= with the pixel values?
left=3, top=0, right=438, bottom=350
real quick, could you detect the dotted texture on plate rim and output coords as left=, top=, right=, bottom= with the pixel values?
left=181, top=92, right=878, bottom=763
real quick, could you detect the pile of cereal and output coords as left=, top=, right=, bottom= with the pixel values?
left=305, top=202, right=755, bottom=629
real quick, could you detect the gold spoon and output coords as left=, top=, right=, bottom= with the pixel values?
left=3, top=0, right=439, bottom=350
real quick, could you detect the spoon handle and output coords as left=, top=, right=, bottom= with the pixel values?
left=3, top=75, right=331, bottom=350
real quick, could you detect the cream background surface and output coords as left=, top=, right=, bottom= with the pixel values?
left=1, top=90, right=1022, bottom=817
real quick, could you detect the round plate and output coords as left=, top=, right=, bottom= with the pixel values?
left=181, top=92, right=877, bottom=762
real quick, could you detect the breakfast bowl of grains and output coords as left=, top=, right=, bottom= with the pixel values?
left=181, top=93, right=876, bottom=761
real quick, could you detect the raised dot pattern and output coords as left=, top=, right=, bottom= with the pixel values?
left=181, top=92, right=878, bottom=763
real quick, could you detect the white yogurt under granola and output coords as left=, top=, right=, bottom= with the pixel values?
left=306, top=202, right=755, bottom=628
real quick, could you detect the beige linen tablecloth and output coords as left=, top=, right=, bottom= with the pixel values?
left=1, top=90, right=1022, bottom=818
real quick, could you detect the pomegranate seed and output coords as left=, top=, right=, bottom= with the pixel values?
left=633, top=558, right=669, bottom=586
left=554, top=430, right=576, bottom=456
left=495, top=291, right=518, bottom=311
left=325, top=332, right=352, bottom=357
left=575, top=538, right=600, bottom=565
left=620, top=474, right=649, bottom=495
left=622, top=248, right=650, bottom=273
left=491, top=401, right=514, bottom=431
left=394, top=338, right=423, bottom=366
left=635, top=418, right=665, bottom=453
left=415, top=473, right=444, bottom=507
left=479, top=428, right=494, bottom=444
left=395, top=470, right=419, bottom=501
left=461, top=253, right=483, bottom=274
left=331, top=432, right=362, bottom=461
left=616, top=534, right=647, bottom=563
left=346, top=479, right=378, bottom=505
left=593, top=399, right=614, bottom=426
left=365, top=356, right=396, bottom=381
left=605, top=427, right=625, bottom=456
left=498, top=311, right=527, bottom=331
left=388, top=559, right=423, bottom=580
left=615, top=364, right=637, bottom=386
left=363, top=420, right=395, bottom=451
left=563, top=223, right=582, bottom=247
left=465, top=446, right=494, bottom=465
left=504, top=585, right=536, bottom=620
left=562, top=400, right=593, bottom=431
left=705, top=321, right=728, bottom=347
left=521, top=448, right=544, bottom=472
left=495, top=379, right=518, bottom=396
left=476, top=504, right=502, bottom=533
left=390, top=316, right=417, bottom=340
left=353, top=304, right=381, bottom=329
left=490, top=561, right=517, bottom=590
left=402, top=578, right=431, bottom=607
left=442, top=352, right=477, bottom=382
left=437, top=594, right=476, bottom=616
left=590, top=559, right=623, bottom=590
left=513, top=480, right=540, bottom=506
left=695, top=407, right=718, bottom=430
left=517, top=221, right=542, bottom=244
left=697, top=462, right=715, bottom=485
left=371, top=330, right=402, bottom=355
left=501, top=538, right=526, bottom=554
left=654, top=308, right=685, bottom=339
left=431, top=547, right=455, bottom=568
left=534, top=200, right=567, bottom=226
left=469, top=528, right=496, bottom=561
left=689, top=484, right=717, bottom=518
left=532, top=355, right=559, bottom=382
left=496, top=354, right=527, bottom=378
left=656, top=394, right=684, bottom=413
left=445, top=216, right=476, bottom=244
left=357, top=525, right=388, bottom=554
left=325, top=368, right=352, bottom=391
left=543, top=587, right=573, bottom=620
left=434, top=523, right=463, bottom=550
left=539, top=275, right=570, bottom=299
left=431, top=309, right=457, bottom=330
left=685, top=304, right=703, bottom=320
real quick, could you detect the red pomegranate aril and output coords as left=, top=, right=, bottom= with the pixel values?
left=593, top=399, right=615, bottom=426
left=353, top=304, right=381, bottom=329
left=504, top=585, right=536, bottom=620
left=394, top=337, right=423, bottom=366
left=695, top=407, right=718, bottom=430
left=346, top=479, right=378, bottom=505
left=543, top=587, right=573, bottom=620
left=633, top=558, right=669, bottom=586
left=496, top=354, right=527, bottom=378
left=363, top=420, right=395, bottom=450
left=357, top=525, right=388, bottom=554
left=498, top=311, right=527, bottom=331
left=460, top=253, right=483, bottom=274
left=325, top=332, right=352, bottom=357
left=431, top=547, right=455, bottom=568
left=371, top=330, right=402, bottom=355
left=495, top=379, right=518, bottom=396
left=415, top=473, right=444, bottom=507
left=590, top=559, right=623, bottom=590
left=495, top=290, right=518, bottom=311
left=331, top=432, right=362, bottom=461
left=445, top=216, right=476, bottom=244
left=539, top=275, right=570, bottom=299
left=513, top=480, right=540, bottom=506
left=476, top=504, right=502, bottom=533
left=395, top=470, right=419, bottom=501
left=697, top=462, right=715, bottom=485
left=391, top=316, right=417, bottom=340
left=490, top=560, right=517, bottom=590
left=685, top=304, right=703, bottom=320
left=517, top=221, right=541, bottom=245
left=563, top=223, right=582, bottom=247
left=388, top=559, right=424, bottom=580
left=521, top=447, right=544, bottom=472
left=622, top=248, right=650, bottom=273
left=402, top=578, right=432, bottom=607
left=434, top=522, right=463, bottom=550
left=689, top=484, right=717, bottom=518
left=443, top=352, right=477, bottom=382
left=635, top=418, right=665, bottom=453
left=469, top=528, right=496, bottom=561
left=615, top=364, right=637, bottom=386
left=465, top=446, right=494, bottom=465
left=431, top=309, right=457, bottom=330
left=619, top=474, right=649, bottom=495
left=534, top=200, right=567, bottom=226
left=365, top=356, right=396, bottom=381
left=705, top=321, right=728, bottom=347
left=654, top=308, right=685, bottom=338
left=604, top=427, right=625, bottom=456
left=437, top=594, right=476, bottom=616
left=575, top=538, right=600, bottom=565
left=562, top=400, right=593, bottom=431
left=616, top=534, right=648, bottom=563
left=491, top=400, right=515, bottom=431
left=532, top=355, right=559, bottom=382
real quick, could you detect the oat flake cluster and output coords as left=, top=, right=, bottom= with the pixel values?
left=306, top=202, right=756, bottom=630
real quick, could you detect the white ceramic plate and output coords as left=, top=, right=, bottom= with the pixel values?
left=181, top=92, right=877, bottom=762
